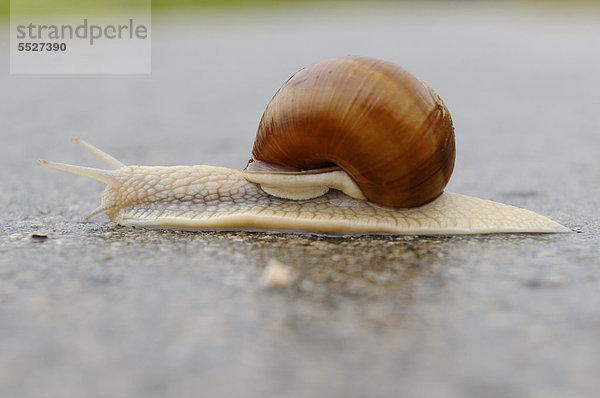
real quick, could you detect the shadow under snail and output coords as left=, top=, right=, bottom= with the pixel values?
left=38, top=56, right=568, bottom=235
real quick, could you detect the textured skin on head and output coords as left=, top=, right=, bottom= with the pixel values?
left=101, top=165, right=568, bottom=234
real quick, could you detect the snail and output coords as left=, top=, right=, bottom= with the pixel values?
left=38, top=56, right=568, bottom=235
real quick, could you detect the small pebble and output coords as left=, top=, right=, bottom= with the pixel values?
left=260, top=259, right=294, bottom=287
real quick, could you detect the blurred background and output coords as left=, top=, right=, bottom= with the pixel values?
left=1, top=1, right=600, bottom=397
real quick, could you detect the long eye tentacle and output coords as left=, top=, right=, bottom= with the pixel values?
left=37, top=160, right=119, bottom=186
left=37, top=157, right=121, bottom=221
left=71, top=137, right=126, bottom=170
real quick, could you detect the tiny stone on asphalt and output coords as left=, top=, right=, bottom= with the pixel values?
left=260, top=259, right=294, bottom=287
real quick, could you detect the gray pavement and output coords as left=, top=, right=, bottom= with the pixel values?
left=1, top=3, right=600, bottom=397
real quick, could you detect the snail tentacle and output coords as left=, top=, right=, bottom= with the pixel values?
left=71, top=137, right=126, bottom=169
left=37, top=159, right=119, bottom=186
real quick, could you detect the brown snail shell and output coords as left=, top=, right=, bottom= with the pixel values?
left=245, top=56, right=455, bottom=208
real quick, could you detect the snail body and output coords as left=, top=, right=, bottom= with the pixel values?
left=38, top=57, right=568, bottom=235
left=37, top=153, right=566, bottom=234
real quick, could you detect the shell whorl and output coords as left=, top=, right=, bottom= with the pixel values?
left=247, top=56, right=456, bottom=208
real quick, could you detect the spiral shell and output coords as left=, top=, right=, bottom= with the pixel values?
left=245, top=56, right=455, bottom=208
